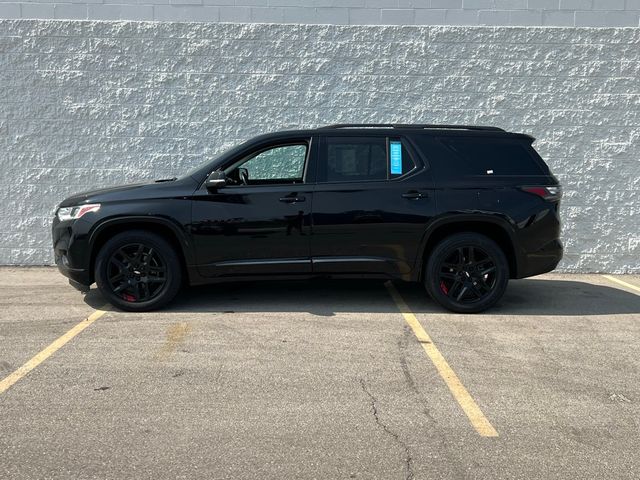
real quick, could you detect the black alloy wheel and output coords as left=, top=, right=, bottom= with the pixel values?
left=107, top=243, right=167, bottom=303
left=425, top=233, right=509, bottom=313
left=437, top=245, right=497, bottom=304
left=95, top=230, right=182, bottom=312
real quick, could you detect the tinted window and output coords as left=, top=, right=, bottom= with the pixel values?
left=321, top=137, right=386, bottom=182
left=319, top=136, right=416, bottom=183
left=440, top=138, right=544, bottom=176
left=228, top=144, right=307, bottom=184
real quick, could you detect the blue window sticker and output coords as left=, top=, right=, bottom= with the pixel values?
left=390, top=141, right=403, bottom=175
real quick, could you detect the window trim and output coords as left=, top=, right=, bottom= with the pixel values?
left=317, top=135, right=420, bottom=185
left=222, top=139, right=312, bottom=187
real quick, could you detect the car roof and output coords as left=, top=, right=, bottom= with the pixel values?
left=250, top=125, right=534, bottom=141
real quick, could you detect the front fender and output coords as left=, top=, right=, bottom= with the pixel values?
left=88, top=215, right=196, bottom=269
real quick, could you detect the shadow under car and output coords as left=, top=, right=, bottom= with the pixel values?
left=83, top=277, right=640, bottom=317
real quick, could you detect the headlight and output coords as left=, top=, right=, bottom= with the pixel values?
left=57, top=203, right=101, bottom=221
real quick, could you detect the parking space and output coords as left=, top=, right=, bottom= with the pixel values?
left=1, top=268, right=639, bottom=479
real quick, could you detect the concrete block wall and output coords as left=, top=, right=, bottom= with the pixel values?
left=0, top=19, right=639, bottom=272
left=0, top=1, right=640, bottom=27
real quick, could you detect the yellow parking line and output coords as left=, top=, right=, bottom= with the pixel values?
left=0, top=308, right=107, bottom=395
left=602, top=275, right=640, bottom=295
left=385, top=282, right=498, bottom=437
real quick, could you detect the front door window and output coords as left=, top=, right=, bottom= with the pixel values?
left=226, top=144, right=307, bottom=185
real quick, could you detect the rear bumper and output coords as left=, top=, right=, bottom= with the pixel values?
left=517, top=239, right=563, bottom=278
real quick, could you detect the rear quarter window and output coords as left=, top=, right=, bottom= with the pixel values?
left=440, top=138, right=546, bottom=176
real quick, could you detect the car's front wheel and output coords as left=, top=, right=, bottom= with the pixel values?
left=95, top=230, right=182, bottom=312
left=424, top=233, right=509, bottom=313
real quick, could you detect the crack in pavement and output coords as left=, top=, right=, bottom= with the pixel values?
left=398, top=326, right=440, bottom=427
left=396, top=326, right=469, bottom=480
left=359, top=378, right=414, bottom=480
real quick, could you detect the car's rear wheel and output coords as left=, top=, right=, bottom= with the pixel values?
left=424, top=233, right=509, bottom=313
left=95, top=230, right=182, bottom=312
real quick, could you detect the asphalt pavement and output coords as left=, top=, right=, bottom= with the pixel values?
left=1, top=267, right=639, bottom=479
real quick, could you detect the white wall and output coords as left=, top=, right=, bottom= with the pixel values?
left=0, top=20, right=639, bottom=271
left=0, top=1, right=639, bottom=27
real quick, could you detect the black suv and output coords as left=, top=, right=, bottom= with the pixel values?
left=52, top=124, right=562, bottom=313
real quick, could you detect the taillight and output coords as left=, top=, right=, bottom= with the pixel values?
left=520, top=185, right=562, bottom=201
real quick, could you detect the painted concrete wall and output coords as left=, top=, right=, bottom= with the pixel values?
left=0, top=1, right=639, bottom=27
left=0, top=19, right=639, bottom=271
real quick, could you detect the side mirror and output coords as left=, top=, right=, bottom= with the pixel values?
left=205, top=170, right=227, bottom=191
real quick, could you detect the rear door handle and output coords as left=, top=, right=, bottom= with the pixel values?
left=279, top=196, right=306, bottom=203
left=401, top=191, right=427, bottom=199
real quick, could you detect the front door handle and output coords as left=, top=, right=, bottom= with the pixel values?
left=279, top=196, right=306, bottom=203
left=401, top=191, right=427, bottom=199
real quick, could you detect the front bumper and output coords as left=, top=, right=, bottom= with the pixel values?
left=67, top=275, right=91, bottom=292
left=52, top=217, right=93, bottom=287
left=55, top=261, right=91, bottom=290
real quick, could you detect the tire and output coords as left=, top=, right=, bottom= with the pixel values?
left=424, top=233, right=509, bottom=314
left=95, top=230, right=182, bottom=312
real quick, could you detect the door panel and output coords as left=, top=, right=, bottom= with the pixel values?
left=191, top=185, right=312, bottom=277
left=310, top=181, right=433, bottom=277
left=310, top=135, right=435, bottom=278
left=190, top=138, right=314, bottom=278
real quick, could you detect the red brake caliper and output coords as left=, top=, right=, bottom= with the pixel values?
left=440, top=281, right=449, bottom=295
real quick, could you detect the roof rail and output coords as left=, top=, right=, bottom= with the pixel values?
left=319, top=123, right=505, bottom=132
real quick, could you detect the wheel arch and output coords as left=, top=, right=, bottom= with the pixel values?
left=88, top=216, right=193, bottom=284
left=416, top=216, right=520, bottom=281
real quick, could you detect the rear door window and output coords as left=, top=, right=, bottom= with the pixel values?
left=318, top=136, right=417, bottom=183
left=440, top=138, right=545, bottom=176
